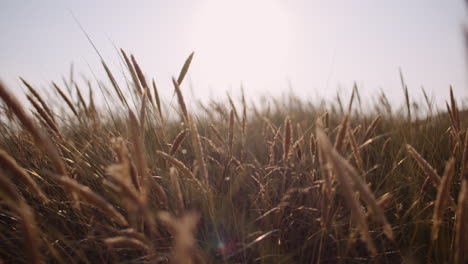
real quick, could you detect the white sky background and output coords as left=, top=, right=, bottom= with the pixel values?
left=1, top=0, right=467, bottom=110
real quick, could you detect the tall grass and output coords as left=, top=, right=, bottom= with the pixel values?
left=0, top=52, right=467, bottom=263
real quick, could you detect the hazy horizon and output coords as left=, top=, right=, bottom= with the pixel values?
left=1, top=0, right=467, bottom=109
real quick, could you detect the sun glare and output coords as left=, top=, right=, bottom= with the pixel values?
left=189, top=0, right=291, bottom=91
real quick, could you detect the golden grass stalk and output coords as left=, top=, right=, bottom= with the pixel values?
left=52, top=82, right=79, bottom=119
left=128, top=111, right=145, bottom=188
left=74, top=82, right=89, bottom=116
left=0, top=82, right=67, bottom=176
left=363, top=115, right=381, bottom=141
left=400, top=69, right=411, bottom=122
left=102, top=61, right=128, bottom=107
left=189, top=115, right=209, bottom=185
left=0, top=172, right=41, bottom=264
left=347, top=125, right=365, bottom=174
left=331, top=134, right=394, bottom=240
left=432, top=158, right=455, bottom=241
left=407, top=144, right=441, bottom=186
left=449, top=86, right=460, bottom=135
left=347, top=85, right=356, bottom=113
left=152, top=78, right=163, bottom=120
left=227, top=93, right=240, bottom=124
left=20, top=78, right=55, bottom=122
left=139, top=90, right=148, bottom=135
left=170, top=167, right=185, bottom=216
left=104, top=236, right=149, bottom=252
left=131, top=55, right=154, bottom=106
left=316, top=129, right=377, bottom=255
left=177, top=52, right=194, bottom=85
left=228, top=110, right=235, bottom=157
left=157, top=151, right=201, bottom=183
left=381, top=137, right=391, bottom=155
left=52, top=175, right=128, bottom=226
left=170, top=129, right=188, bottom=156
left=120, top=49, right=143, bottom=96
left=334, top=115, right=349, bottom=154
left=158, top=211, right=201, bottom=264
left=455, top=179, right=468, bottom=264
left=283, top=117, right=292, bottom=163
left=0, top=149, right=48, bottom=203
left=173, top=78, right=189, bottom=122
left=26, top=95, right=62, bottom=139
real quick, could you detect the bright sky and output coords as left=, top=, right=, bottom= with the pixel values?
left=1, top=0, right=467, bottom=109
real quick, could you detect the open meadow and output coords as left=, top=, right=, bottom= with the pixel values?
left=0, top=51, right=467, bottom=263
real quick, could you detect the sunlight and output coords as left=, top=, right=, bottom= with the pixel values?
left=189, top=0, right=291, bottom=90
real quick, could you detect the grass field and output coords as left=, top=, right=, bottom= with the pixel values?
left=0, top=51, right=467, bottom=263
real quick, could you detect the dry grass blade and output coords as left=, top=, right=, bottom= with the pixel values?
left=0, top=149, right=48, bottom=203
left=227, top=93, right=240, bottom=124
left=177, top=52, right=194, bottom=85
left=20, top=78, right=55, bottom=122
left=347, top=84, right=356, bottom=113
left=455, top=180, right=468, bottom=264
left=128, top=111, right=145, bottom=187
left=0, top=172, right=41, bottom=264
left=26, top=95, right=61, bottom=139
left=173, top=78, right=189, bottom=122
left=120, top=49, right=142, bottom=96
left=131, top=55, right=154, bottom=105
left=363, top=115, right=381, bottom=141
left=407, top=144, right=441, bottom=186
left=52, top=175, right=128, bottom=226
left=347, top=125, right=365, bottom=174
left=152, top=78, right=163, bottom=119
left=432, top=158, right=455, bottom=241
left=104, top=236, right=149, bottom=251
left=283, top=117, right=292, bottom=163
left=102, top=61, right=128, bottom=107
left=333, top=138, right=394, bottom=240
left=53, top=82, right=79, bottom=119
left=157, top=151, right=197, bottom=181
left=74, top=83, right=89, bottom=116
left=0, top=82, right=67, bottom=176
left=228, top=110, right=235, bottom=157
left=449, top=86, right=460, bottom=134
left=189, top=115, right=209, bottom=185
left=400, top=69, right=411, bottom=122
left=316, top=129, right=377, bottom=255
left=170, top=129, right=189, bottom=156
left=334, top=115, right=349, bottom=153
left=139, top=91, right=148, bottom=135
